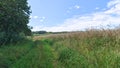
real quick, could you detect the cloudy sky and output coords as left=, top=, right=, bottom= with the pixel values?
left=28, top=0, right=120, bottom=32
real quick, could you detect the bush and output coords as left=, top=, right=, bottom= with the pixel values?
left=0, top=32, right=25, bottom=46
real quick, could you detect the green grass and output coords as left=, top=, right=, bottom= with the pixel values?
left=11, top=40, right=55, bottom=68
left=0, top=40, right=34, bottom=68
left=0, top=29, right=120, bottom=68
left=0, top=40, right=56, bottom=68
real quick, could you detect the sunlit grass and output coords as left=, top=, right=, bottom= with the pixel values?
left=0, top=28, right=120, bottom=68
left=43, top=28, right=120, bottom=68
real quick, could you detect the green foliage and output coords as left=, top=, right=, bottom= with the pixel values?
left=0, top=40, right=34, bottom=67
left=42, top=39, right=54, bottom=45
left=0, top=0, right=31, bottom=45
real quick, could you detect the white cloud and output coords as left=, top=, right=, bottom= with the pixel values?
left=66, top=5, right=80, bottom=13
left=30, top=16, right=46, bottom=23
left=40, top=19, right=44, bottom=22
left=30, top=15, right=39, bottom=19
left=42, top=17, right=46, bottom=19
left=74, top=5, right=80, bottom=9
left=69, top=5, right=80, bottom=10
left=105, top=0, right=120, bottom=15
left=107, top=0, right=120, bottom=8
left=33, top=16, right=39, bottom=19
left=39, top=16, right=46, bottom=22
left=30, top=16, right=32, bottom=18
left=95, top=7, right=99, bottom=10
left=32, top=0, right=120, bottom=32
left=40, top=16, right=46, bottom=20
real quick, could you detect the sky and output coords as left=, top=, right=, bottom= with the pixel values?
left=28, top=0, right=120, bottom=32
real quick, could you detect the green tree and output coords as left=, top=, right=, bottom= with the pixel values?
left=0, top=0, right=31, bottom=45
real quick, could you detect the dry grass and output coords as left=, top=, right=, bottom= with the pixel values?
left=35, top=28, right=120, bottom=68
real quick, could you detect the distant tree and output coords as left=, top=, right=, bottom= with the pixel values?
left=0, top=0, right=31, bottom=45
left=33, top=31, right=47, bottom=34
left=38, top=31, right=47, bottom=34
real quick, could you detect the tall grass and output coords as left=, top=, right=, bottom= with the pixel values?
left=43, top=28, right=120, bottom=68
left=11, top=40, right=54, bottom=68
left=0, top=28, right=120, bottom=68
left=0, top=39, right=55, bottom=68
left=0, top=40, right=34, bottom=68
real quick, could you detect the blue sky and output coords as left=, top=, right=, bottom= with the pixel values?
left=28, top=0, right=120, bottom=32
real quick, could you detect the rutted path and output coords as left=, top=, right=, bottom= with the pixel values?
left=11, top=40, right=56, bottom=68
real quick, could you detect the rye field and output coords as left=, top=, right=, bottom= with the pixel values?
left=0, top=29, right=120, bottom=68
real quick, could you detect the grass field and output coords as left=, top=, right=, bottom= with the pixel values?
left=0, top=29, right=120, bottom=68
